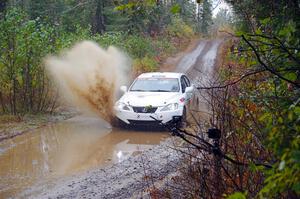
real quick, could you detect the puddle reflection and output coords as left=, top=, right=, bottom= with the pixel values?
left=0, top=116, right=168, bottom=198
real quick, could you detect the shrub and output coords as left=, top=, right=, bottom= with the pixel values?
left=133, top=56, right=158, bottom=73
left=166, top=15, right=194, bottom=38
left=124, top=35, right=155, bottom=58
left=153, top=36, right=176, bottom=58
left=93, top=31, right=124, bottom=49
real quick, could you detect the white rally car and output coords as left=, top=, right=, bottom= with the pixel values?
left=114, top=72, right=194, bottom=126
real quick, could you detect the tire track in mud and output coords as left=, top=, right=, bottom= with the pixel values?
left=20, top=39, right=224, bottom=199
left=179, top=39, right=223, bottom=121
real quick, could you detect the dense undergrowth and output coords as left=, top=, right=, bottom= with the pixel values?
left=216, top=32, right=300, bottom=197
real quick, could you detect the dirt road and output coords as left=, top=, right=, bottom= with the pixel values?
left=0, top=38, right=223, bottom=198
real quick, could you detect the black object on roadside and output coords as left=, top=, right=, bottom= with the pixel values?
left=207, top=128, right=221, bottom=139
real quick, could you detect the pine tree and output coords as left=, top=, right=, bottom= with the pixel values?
left=199, top=0, right=212, bottom=34
left=103, top=5, right=130, bottom=32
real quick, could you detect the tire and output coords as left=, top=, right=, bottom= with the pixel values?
left=112, top=117, right=127, bottom=129
left=178, top=107, right=187, bottom=129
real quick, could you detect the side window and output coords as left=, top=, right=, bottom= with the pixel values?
left=181, top=76, right=187, bottom=93
left=183, top=76, right=190, bottom=87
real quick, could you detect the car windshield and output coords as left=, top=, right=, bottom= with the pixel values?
left=130, top=78, right=180, bottom=92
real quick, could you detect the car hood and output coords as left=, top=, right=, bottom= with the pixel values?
left=119, top=92, right=181, bottom=107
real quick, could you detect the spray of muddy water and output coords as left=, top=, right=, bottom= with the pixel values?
left=45, top=41, right=131, bottom=122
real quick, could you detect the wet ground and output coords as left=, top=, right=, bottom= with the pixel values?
left=0, top=38, right=224, bottom=198
left=0, top=116, right=168, bottom=198
left=177, top=39, right=224, bottom=120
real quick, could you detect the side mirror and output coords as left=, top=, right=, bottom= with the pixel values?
left=120, top=85, right=127, bottom=93
left=185, top=86, right=193, bottom=93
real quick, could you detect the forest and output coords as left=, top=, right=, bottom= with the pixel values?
left=0, top=0, right=299, bottom=198
left=0, top=0, right=212, bottom=114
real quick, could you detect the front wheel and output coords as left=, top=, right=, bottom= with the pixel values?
left=112, top=117, right=127, bottom=128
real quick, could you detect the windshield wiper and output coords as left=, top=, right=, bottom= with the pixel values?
left=148, top=89, right=170, bottom=92
left=130, top=89, right=145, bottom=92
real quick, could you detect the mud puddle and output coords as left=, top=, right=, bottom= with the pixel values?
left=0, top=116, right=168, bottom=198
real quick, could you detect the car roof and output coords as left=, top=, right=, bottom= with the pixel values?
left=137, top=72, right=184, bottom=79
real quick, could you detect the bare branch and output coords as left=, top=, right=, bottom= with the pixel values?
left=197, top=69, right=266, bottom=90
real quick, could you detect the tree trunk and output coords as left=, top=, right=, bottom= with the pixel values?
left=8, top=34, right=17, bottom=114
left=12, top=78, right=17, bottom=115
left=0, top=91, right=6, bottom=113
left=0, top=0, right=7, bottom=18
left=23, top=42, right=32, bottom=112
left=92, top=0, right=105, bottom=34
left=27, top=49, right=33, bottom=111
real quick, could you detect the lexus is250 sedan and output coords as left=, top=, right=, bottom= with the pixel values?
left=114, top=72, right=194, bottom=127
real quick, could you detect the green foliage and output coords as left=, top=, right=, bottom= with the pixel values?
left=227, top=192, right=247, bottom=199
left=213, top=8, right=235, bottom=30
left=94, top=32, right=124, bottom=49
left=0, top=8, right=97, bottom=113
left=170, top=4, right=181, bottom=14
left=0, top=8, right=57, bottom=113
left=166, top=15, right=194, bottom=38
left=115, top=0, right=199, bottom=34
left=223, top=0, right=300, bottom=197
left=104, top=6, right=130, bottom=32
left=115, top=0, right=160, bottom=33
left=124, top=35, right=155, bottom=58
left=197, top=0, right=213, bottom=34
left=134, top=56, right=158, bottom=72
left=258, top=97, right=300, bottom=197
left=0, top=2, right=196, bottom=114
left=153, top=36, right=176, bottom=56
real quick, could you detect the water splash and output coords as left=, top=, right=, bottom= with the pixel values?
left=45, top=41, right=131, bottom=122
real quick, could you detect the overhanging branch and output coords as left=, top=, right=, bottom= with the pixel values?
left=197, top=69, right=266, bottom=90
left=242, top=34, right=300, bottom=88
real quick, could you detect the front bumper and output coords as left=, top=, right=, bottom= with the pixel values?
left=114, top=107, right=183, bottom=125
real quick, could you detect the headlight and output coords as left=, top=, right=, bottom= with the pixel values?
left=116, top=102, right=132, bottom=111
left=160, top=103, right=179, bottom=111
